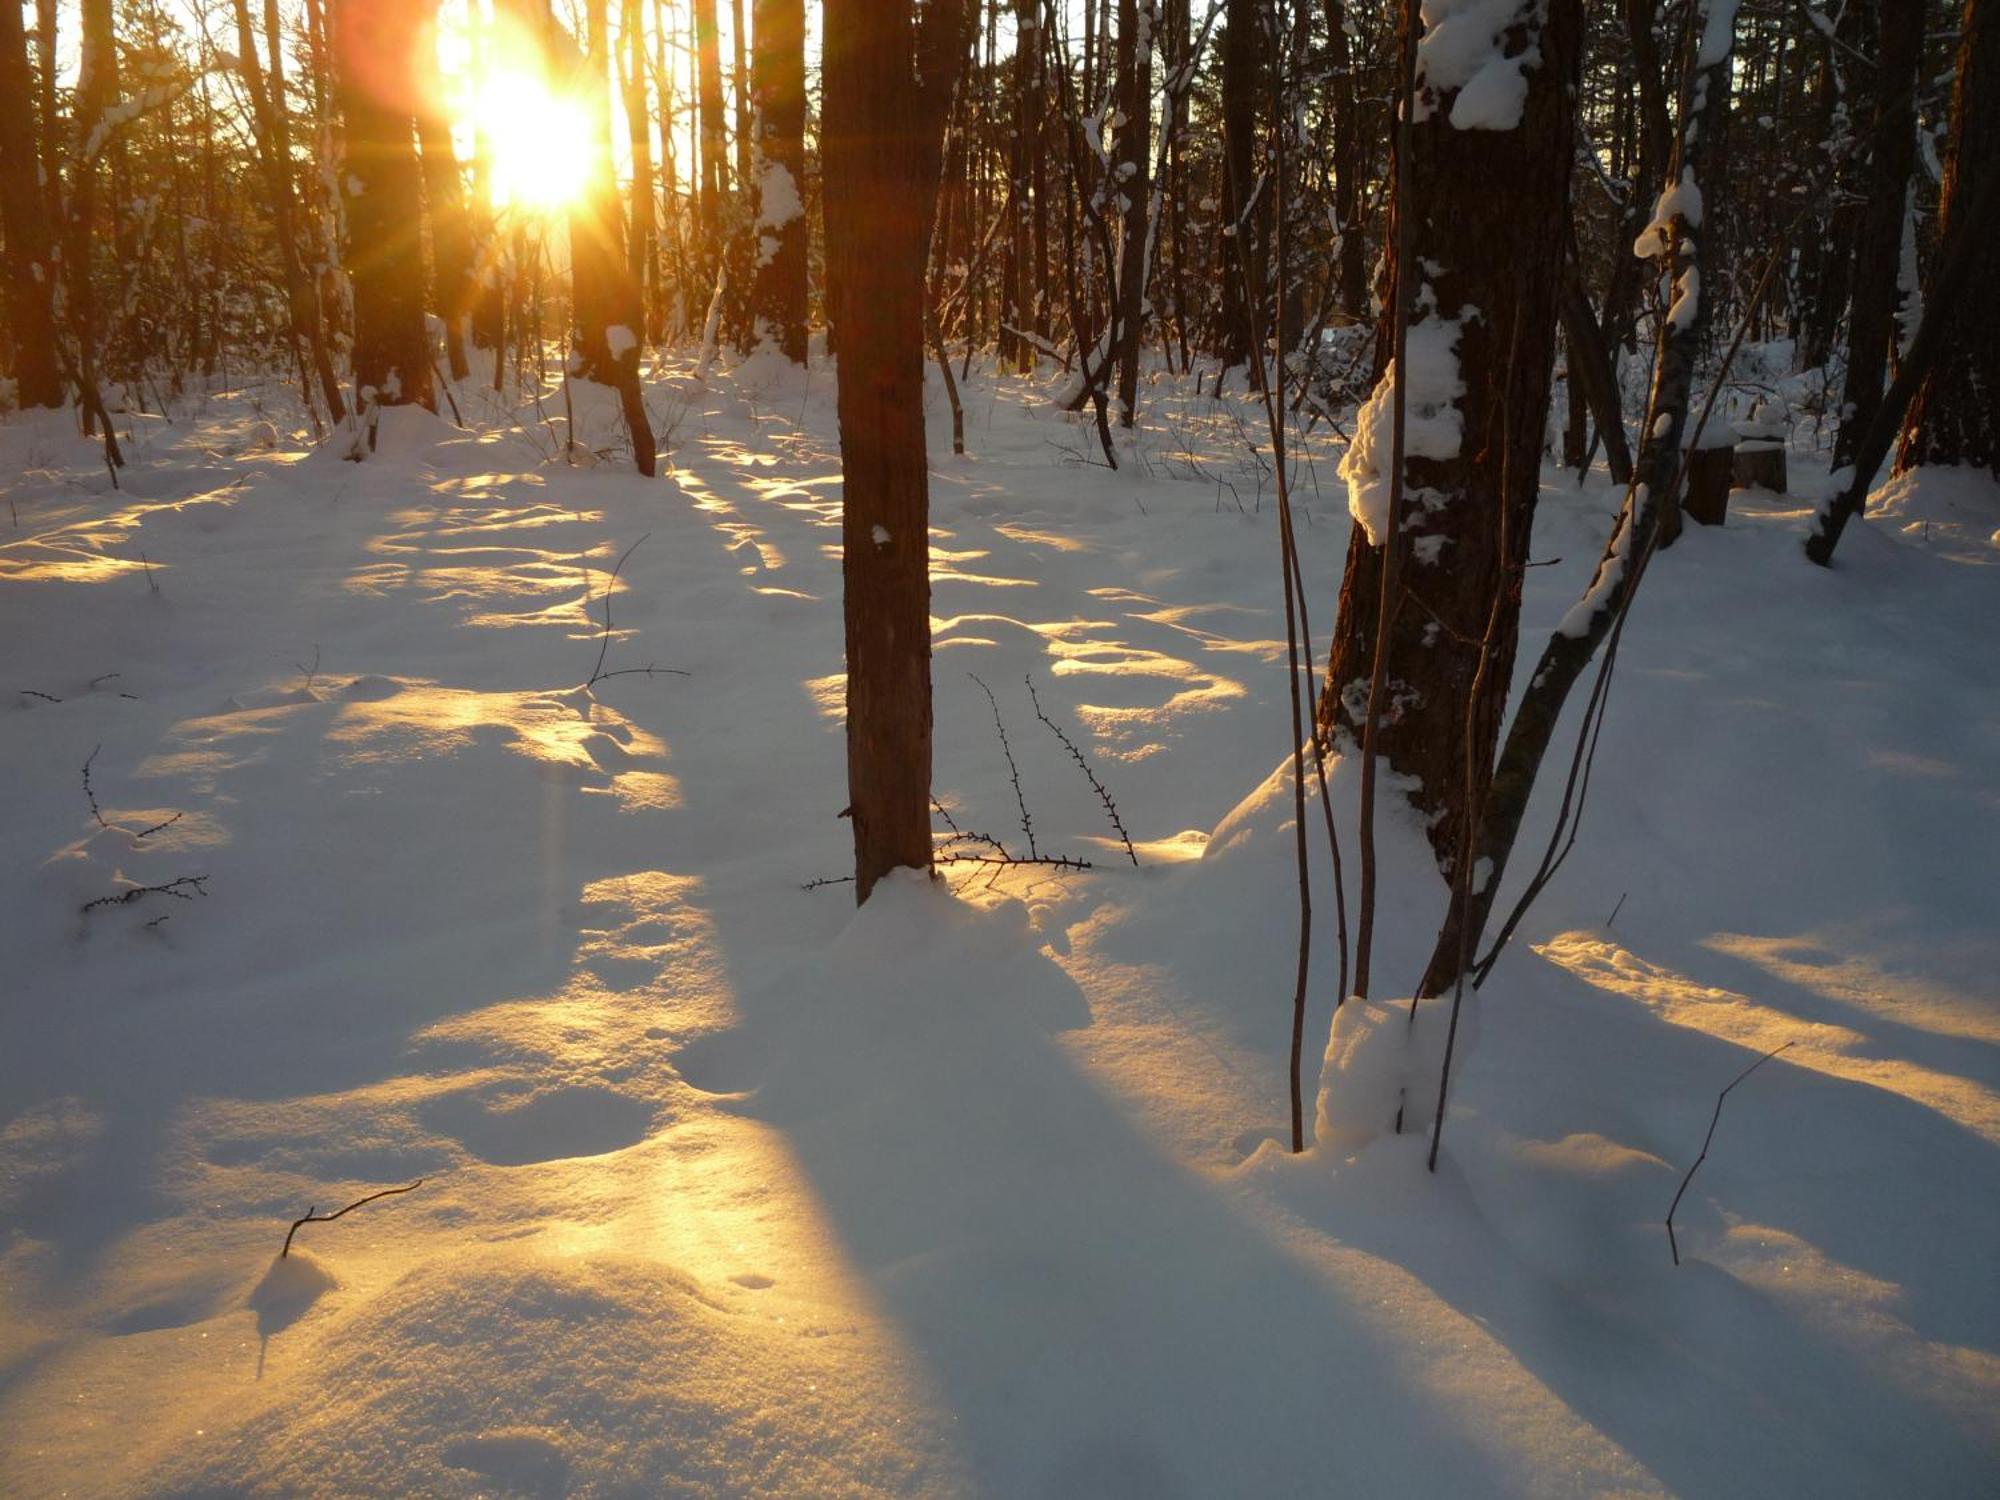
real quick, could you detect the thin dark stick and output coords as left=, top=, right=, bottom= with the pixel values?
left=21, top=689, right=62, bottom=703
left=1353, top=0, right=1422, bottom=1001
left=937, top=851, right=1093, bottom=871
left=969, top=673, right=1036, bottom=858
left=802, top=874, right=857, bottom=891
left=1023, top=674, right=1137, bottom=865
left=82, top=745, right=110, bottom=829
left=82, top=744, right=182, bottom=839
left=1606, top=891, right=1628, bottom=928
left=586, top=533, right=651, bottom=687
left=1666, top=1043, right=1794, bottom=1265
left=589, top=664, right=690, bottom=683
left=81, top=874, right=208, bottom=913
left=1428, top=294, right=1527, bottom=1173
left=282, top=1179, right=425, bottom=1258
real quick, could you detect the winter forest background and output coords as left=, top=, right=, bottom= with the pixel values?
left=3, top=0, right=1998, bottom=1494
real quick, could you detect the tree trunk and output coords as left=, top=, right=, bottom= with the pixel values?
left=1215, top=0, right=1257, bottom=374
left=233, top=0, right=348, bottom=422
left=1420, top=0, right=1740, bottom=997
left=335, top=0, right=434, bottom=414
left=1113, top=0, right=1154, bottom=424
left=822, top=0, right=969, bottom=902
left=749, top=0, right=807, bottom=360
left=0, top=0, right=62, bottom=408
left=567, top=0, right=657, bottom=474
left=623, top=0, right=657, bottom=339
left=1896, top=0, right=1998, bottom=475
left=693, top=0, right=728, bottom=292
left=415, top=0, right=474, bottom=381
left=1832, top=0, right=1921, bottom=476
left=1320, top=0, right=1584, bottom=885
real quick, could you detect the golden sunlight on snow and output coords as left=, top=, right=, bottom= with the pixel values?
left=1533, top=932, right=2000, bottom=1146
left=0, top=871, right=967, bottom=1497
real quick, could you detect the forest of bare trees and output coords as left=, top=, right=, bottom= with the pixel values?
left=3, top=0, right=1995, bottom=913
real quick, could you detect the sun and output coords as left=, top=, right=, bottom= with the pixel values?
left=470, top=66, right=594, bottom=215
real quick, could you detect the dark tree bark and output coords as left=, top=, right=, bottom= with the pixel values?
left=69, top=0, right=119, bottom=439
left=1896, top=0, right=1998, bottom=474
left=1001, top=0, right=1044, bottom=370
left=0, top=0, right=62, bottom=408
left=1832, top=0, right=1921, bottom=475
left=335, top=0, right=434, bottom=414
left=1324, top=0, right=1366, bottom=320
left=1215, top=0, right=1258, bottom=373
left=1419, top=0, right=1739, bottom=996
left=822, top=0, right=970, bottom=902
left=749, top=0, right=807, bottom=361
left=1113, top=0, right=1155, bottom=424
left=232, top=0, right=348, bottom=422
left=567, top=0, right=657, bottom=473
left=415, top=0, right=474, bottom=381
left=623, top=0, right=657, bottom=337
left=693, top=0, right=728, bottom=292
left=1320, top=0, right=1585, bottom=883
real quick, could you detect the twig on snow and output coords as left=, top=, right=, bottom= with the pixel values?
left=1666, top=1042, right=1795, bottom=1266
left=81, top=874, right=208, bottom=913
left=968, top=673, right=1036, bottom=859
left=283, top=1179, right=425, bottom=1258
left=82, top=744, right=182, bottom=839
left=585, top=533, right=651, bottom=687
left=1024, top=674, right=1137, bottom=865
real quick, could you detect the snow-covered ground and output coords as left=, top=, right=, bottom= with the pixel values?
left=3, top=352, right=1996, bottom=1497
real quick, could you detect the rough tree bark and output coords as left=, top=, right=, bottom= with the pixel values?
left=1896, top=0, right=1998, bottom=475
left=1215, top=0, right=1257, bottom=374
left=1831, top=0, right=1921, bottom=475
left=1319, top=0, right=1585, bottom=888
left=0, top=0, right=62, bottom=408
left=1112, top=0, right=1154, bottom=423
left=1417, top=0, right=1739, bottom=997
left=567, top=0, right=657, bottom=474
left=749, top=0, right=807, bottom=361
left=823, top=0, right=970, bottom=902
left=335, top=0, right=435, bottom=414
left=232, top=0, right=347, bottom=421
left=415, top=0, right=475, bottom=381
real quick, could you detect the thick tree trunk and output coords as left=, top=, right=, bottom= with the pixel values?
left=822, top=0, right=968, bottom=902
left=0, top=0, right=62, bottom=408
left=1831, top=0, right=1920, bottom=475
left=415, top=0, right=474, bottom=381
left=1419, top=0, right=1739, bottom=996
left=335, top=0, right=434, bottom=415
left=567, top=0, right=657, bottom=474
left=1319, top=0, right=1584, bottom=885
left=1896, top=0, right=1998, bottom=475
left=749, top=0, right=807, bottom=361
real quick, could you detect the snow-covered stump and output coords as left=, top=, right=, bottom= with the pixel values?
left=1733, top=400, right=1789, bottom=493
left=1682, top=423, right=1736, bottom=527
left=1313, top=998, right=1475, bottom=1156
